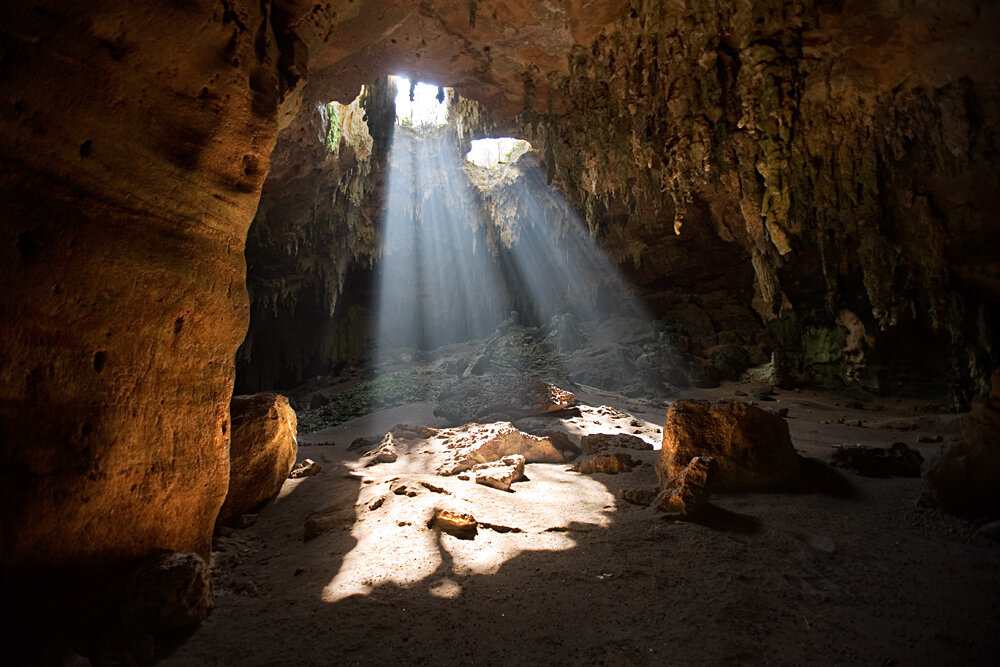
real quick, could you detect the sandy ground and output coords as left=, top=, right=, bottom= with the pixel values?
left=161, top=382, right=999, bottom=666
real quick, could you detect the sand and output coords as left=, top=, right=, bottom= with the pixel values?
left=161, top=382, right=1000, bottom=666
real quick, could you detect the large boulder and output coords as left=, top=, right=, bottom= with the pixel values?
left=218, top=393, right=297, bottom=524
left=657, top=399, right=800, bottom=492
left=922, top=369, right=1000, bottom=516
left=434, top=374, right=574, bottom=424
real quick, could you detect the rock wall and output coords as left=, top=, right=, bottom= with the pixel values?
left=516, top=0, right=1000, bottom=397
left=0, top=1, right=295, bottom=576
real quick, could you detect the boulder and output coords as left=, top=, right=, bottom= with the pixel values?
left=657, top=399, right=799, bottom=492
left=120, top=552, right=213, bottom=632
left=434, top=374, right=574, bottom=424
left=473, top=455, right=526, bottom=491
left=581, top=432, right=653, bottom=454
left=654, top=456, right=716, bottom=517
left=218, top=394, right=297, bottom=524
left=922, top=369, right=1000, bottom=516
left=574, top=452, right=638, bottom=474
left=441, top=422, right=564, bottom=474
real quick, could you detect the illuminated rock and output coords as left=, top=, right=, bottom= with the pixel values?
left=430, top=510, right=478, bottom=540
left=218, top=394, right=297, bottom=525
left=658, top=400, right=799, bottom=492
left=473, top=455, right=526, bottom=491
left=441, top=422, right=564, bottom=474
left=654, top=456, right=716, bottom=517
left=581, top=432, right=653, bottom=454
left=364, top=432, right=399, bottom=466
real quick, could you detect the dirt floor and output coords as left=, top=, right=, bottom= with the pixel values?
left=161, top=379, right=1000, bottom=666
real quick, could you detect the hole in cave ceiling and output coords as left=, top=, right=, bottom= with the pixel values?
left=392, top=75, right=448, bottom=127
left=466, top=137, right=530, bottom=169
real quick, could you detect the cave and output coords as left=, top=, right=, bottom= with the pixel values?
left=2, top=1, right=999, bottom=664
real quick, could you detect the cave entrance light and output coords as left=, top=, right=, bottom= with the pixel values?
left=392, top=75, right=448, bottom=127
left=466, top=138, right=529, bottom=168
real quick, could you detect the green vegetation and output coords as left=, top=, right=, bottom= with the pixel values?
left=326, top=102, right=341, bottom=151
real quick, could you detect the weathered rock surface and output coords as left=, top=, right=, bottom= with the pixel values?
left=218, top=394, right=297, bottom=525
left=441, top=422, right=564, bottom=474
left=658, top=400, right=800, bottom=492
left=831, top=443, right=924, bottom=478
left=120, top=552, right=213, bottom=632
left=473, top=455, right=526, bottom=491
left=434, top=374, right=574, bottom=424
left=655, top=457, right=716, bottom=517
left=581, top=433, right=653, bottom=454
left=923, top=370, right=1000, bottom=516
left=574, top=453, right=638, bottom=475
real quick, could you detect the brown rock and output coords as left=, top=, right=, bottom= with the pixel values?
left=473, top=455, right=526, bottom=491
left=430, top=510, right=478, bottom=540
left=654, top=456, right=716, bottom=517
left=581, top=432, right=653, bottom=454
left=620, top=487, right=660, bottom=506
left=657, top=399, right=799, bottom=492
left=575, top=452, right=638, bottom=474
left=441, top=422, right=564, bottom=474
left=218, top=394, right=297, bottom=525
left=923, top=369, right=1000, bottom=516
left=120, top=552, right=213, bottom=631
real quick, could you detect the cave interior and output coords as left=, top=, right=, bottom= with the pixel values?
left=2, top=0, right=1000, bottom=664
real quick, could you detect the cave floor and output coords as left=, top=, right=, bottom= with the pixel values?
left=164, top=379, right=999, bottom=666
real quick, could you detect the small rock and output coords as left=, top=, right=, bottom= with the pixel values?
left=917, top=434, right=944, bottom=443
left=289, top=458, right=322, bottom=478
left=368, top=497, right=385, bottom=511
left=620, top=487, right=659, bottom=506
left=654, top=456, right=715, bottom=517
left=751, top=384, right=775, bottom=401
left=581, top=432, right=652, bottom=454
left=364, top=432, right=398, bottom=466
left=473, top=455, right=526, bottom=491
left=734, top=389, right=748, bottom=397
left=808, top=535, right=837, bottom=553
left=430, top=510, right=478, bottom=539
left=575, top=452, right=638, bottom=474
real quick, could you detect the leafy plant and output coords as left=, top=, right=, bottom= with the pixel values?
left=326, top=101, right=341, bottom=151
